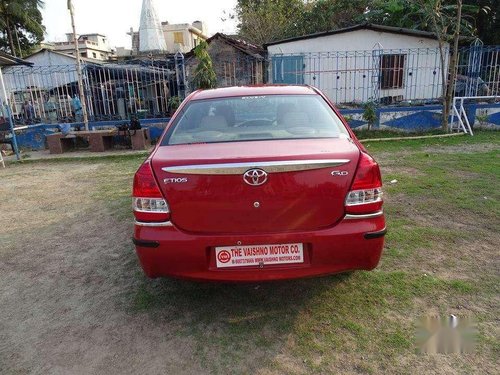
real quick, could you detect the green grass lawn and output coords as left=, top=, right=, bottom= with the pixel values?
left=124, top=131, right=499, bottom=373
left=3, top=130, right=499, bottom=374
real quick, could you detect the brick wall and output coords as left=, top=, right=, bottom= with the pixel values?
left=186, top=37, right=265, bottom=89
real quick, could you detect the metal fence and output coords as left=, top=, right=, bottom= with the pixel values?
left=268, top=47, right=447, bottom=105
left=456, top=43, right=500, bottom=97
left=265, top=44, right=500, bottom=106
left=2, top=60, right=177, bottom=125
left=2, top=43, right=499, bottom=126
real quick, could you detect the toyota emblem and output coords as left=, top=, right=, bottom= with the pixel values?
left=243, top=168, right=268, bottom=186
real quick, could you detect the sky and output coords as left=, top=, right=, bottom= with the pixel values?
left=41, top=0, right=238, bottom=48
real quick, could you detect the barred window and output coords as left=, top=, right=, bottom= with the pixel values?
left=380, top=54, right=406, bottom=89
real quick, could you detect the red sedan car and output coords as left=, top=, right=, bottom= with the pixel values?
left=132, top=85, right=385, bottom=281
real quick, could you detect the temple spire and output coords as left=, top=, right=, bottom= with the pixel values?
left=139, top=0, right=167, bottom=53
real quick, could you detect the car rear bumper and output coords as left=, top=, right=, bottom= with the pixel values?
left=133, top=213, right=386, bottom=282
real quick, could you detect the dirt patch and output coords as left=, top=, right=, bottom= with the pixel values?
left=0, top=162, right=201, bottom=374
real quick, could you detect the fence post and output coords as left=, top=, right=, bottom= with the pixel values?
left=0, top=67, right=20, bottom=160
left=174, top=51, right=186, bottom=99
left=371, top=43, right=383, bottom=104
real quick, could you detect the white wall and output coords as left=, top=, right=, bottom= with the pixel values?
left=267, top=29, right=449, bottom=104
left=2, top=50, right=89, bottom=117
left=2, top=51, right=81, bottom=91
left=163, top=24, right=205, bottom=53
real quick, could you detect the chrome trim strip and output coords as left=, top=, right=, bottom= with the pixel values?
left=162, top=159, right=351, bottom=175
left=134, top=220, right=173, bottom=227
left=344, top=211, right=384, bottom=220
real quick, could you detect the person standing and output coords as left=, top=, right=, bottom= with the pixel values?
left=71, top=95, right=83, bottom=123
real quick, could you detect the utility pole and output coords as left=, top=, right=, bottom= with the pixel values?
left=67, top=0, right=89, bottom=131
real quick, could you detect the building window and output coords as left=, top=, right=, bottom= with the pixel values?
left=174, top=32, right=184, bottom=45
left=380, top=54, right=406, bottom=89
left=80, top=52, right=87, bottom=57
left=92, top=52, right=97, bottom=58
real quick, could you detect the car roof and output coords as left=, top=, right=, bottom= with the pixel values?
left=190, top=85, right=318, bottom=100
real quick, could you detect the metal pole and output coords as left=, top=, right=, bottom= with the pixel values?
left=67, top=0, right=89, bottom=130
left=0, top=67, right=20, bottom=160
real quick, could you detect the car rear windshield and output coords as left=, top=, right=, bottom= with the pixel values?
left=162, top=94, right=349, bottom=145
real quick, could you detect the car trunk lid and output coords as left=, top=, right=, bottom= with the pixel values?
left=151, top=138, right=360, bottom=234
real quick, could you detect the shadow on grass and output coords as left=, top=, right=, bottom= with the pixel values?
left=128, top=272, right=352, bottom=372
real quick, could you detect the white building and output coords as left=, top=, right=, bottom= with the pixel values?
left=265, top=24, right=450, bottom=104
left=130, top=21, right=208, bottom=55
left=2, top=49, right=101, bottom=119
left=53, top=33, right=115, bottom=61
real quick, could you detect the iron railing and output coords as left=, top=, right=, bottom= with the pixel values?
left=2, top=59, right=177, bottom=125
left=2, top=44, right=499, bottom=126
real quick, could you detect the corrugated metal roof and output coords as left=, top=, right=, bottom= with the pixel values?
left=0, top=50, right=33, bottom=66
left=186, top=33, right=265, bottom=59
left=264, top=23, right=439, bottom=47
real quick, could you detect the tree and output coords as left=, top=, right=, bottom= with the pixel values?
left=365, top=0, right=486, bottom=131
left=362, top=0, right=423, bottom=29
left=413, top=0, right=485, bottom=131
left=293, top=0, right=369, bottom=36
left=192, top=40, right=217, bottom=90
left=0, top=0, right=45, bottom=57
left=235, top=0, right=306, bottom=45
left=465, top=0, right=499, bottom=44
left=362, top=101, right=377, bottom=130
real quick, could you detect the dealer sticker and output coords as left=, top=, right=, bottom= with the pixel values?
left=215, top=243, right=304, bottom=268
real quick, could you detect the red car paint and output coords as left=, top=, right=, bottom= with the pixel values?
left=132, top=85, right=385, bottom=282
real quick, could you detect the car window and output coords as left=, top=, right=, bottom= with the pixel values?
left=163, top=95, right=349, bottom=145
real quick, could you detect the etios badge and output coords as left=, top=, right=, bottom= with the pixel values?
left=243, top=169, right=268, bottom=186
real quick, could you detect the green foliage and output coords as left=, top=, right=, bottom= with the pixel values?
left=364, top=0, right=488, bottom=42
left=192, top=40, right=217, bottom=90
left=233, top=0, right=497, bottom=45
left=469, top=0, right=500, bottom=44
left=362, top=101, right=377, bottom=130
left=475, top=112, right=489, bottom=126
left=294, top=0, right=369, bottom=36
left=0, top=0, right=45, bottom=57
left=168, top=96, right=182, bottom=114
left=235, top=0, right=308, bottom=44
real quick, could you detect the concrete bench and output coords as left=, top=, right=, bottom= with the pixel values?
left=46, top=130, right=117, bottom=154
left=46, top=133, right=77, bottom=154
left=77, top=130, right=116, bottom=152
left=46, top=128, right=151, bottom=154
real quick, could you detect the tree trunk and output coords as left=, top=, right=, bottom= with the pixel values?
left=428, top=5, right=448, bottom=131
left=437, top=36, right=448, bottom=131
left=443, top=0, right=463, bottom=132
left=14, top=25, right=23, bottom=58
left=5, top=18, right=17, bottom=57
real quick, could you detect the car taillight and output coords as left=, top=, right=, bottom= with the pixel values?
left=132, top=161, right=170, bottom=222
left=345, top=152, right=383, bottom=214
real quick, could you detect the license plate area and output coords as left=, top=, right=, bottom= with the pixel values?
left=214, top=243, right=304, bottom=268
